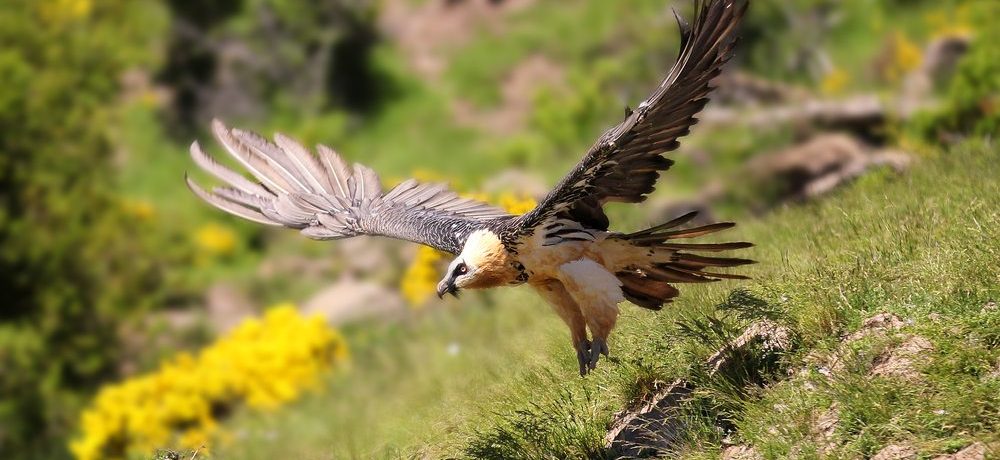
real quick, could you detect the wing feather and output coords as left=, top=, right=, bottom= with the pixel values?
left=187, top=122, right=513, bottom=254
left=316, top=144, right=352, bottom=197
left=185, top=175, right=279, bottom=226
left=516, top=0, right=748, bottom=234
left=274, top=132, right=334, bottom=194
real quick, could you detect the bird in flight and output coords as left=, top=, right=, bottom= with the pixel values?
left=187, top=0, right=752, bottom=376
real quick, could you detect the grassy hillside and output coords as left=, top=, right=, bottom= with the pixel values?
left=212, top=140, right=998, bottom=458
left=203, top=1, right=999, bottom=458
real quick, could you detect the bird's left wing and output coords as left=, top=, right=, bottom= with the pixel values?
left=186, top=120, right=513, bottom=255
left=515, top=0, right=747, bottom=237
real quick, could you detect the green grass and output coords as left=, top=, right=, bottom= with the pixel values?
left=211, top=139, right=998, bottom=458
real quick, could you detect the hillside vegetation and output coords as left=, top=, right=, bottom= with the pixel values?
left=2, top=0, right=997, bottom=459
left=212, top=139, right=998, bottom=459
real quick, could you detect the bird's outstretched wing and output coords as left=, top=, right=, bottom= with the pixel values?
left=186, top=120, right=513, bottom=254
left=515, top=0, right=747, bottom=237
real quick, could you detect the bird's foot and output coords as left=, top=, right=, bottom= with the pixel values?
left=576, top=338, right=609, bottom=376
left=575, top=339, right=591, bottom=376
left=589, top=337, right=609, bottom=371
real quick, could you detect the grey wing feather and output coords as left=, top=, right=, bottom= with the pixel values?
left=187, top=120, right=513, bottom=254
left=517, top=0, right=748, bottom=235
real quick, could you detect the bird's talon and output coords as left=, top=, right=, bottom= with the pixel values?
left=588, top=338, right=608, bottom=370
left=576, top=339, right=592, bottom=376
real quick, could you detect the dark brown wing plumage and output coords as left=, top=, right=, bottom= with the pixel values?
left=515, top=0, right=748, bottom=235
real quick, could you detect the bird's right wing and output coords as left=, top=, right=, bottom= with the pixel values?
left=186, top=120, right=513, bottom=255
left=514, top=0, right=747, bottom=238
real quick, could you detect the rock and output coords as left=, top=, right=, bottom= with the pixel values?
left=607, top=320, right=794, bottom=456
left=712, top=71, right=809, bottom=106
left=811, top=404, right=840, bottom=455
left=932, top=442, right=987, bottom=460
left=302, top=277, right=406, bottom=325
left=870, top=335, right=933, bottom=381
left=721, top=444, right=763, bottom=460
left=806, top=313, right=913, bottom=380
left=872, top=443, right=918, bottom=460
left=206, top=282, right=256, bottom=333
left=747, top=134, right=911, bottom=203
left=605, top=379, right=694, bottom=458
left=707, top=320, right=794, bottom=373
left=901, top=34, right=972, bottom=112
left=801, top=148, right=911, bottom=198
left=846, top=312, right=906, bottom=341
left=703, top=95, right=888, bottom=137
left=335, top=236, right=398, bottom=276
left=649, top=199, right=718, bottom=229
left=257, top=254, right=333, bottom=281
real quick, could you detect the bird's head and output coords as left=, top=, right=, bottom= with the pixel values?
left=436, top=229, right=518, bottom=299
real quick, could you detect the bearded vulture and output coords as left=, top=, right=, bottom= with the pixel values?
left=187, top=0, right=752, bottom=375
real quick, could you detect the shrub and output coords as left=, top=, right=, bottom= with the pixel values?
left=909, top=5, right=1000, bottom=142
left=0, top=1, right=168, bottom=455
left=70, top=305, right=348, bottom=460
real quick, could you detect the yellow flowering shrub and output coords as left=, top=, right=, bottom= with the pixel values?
left=70, top=305, right=348, bottom=460
left=38, top=0, right=92, bottom=25
left=495, top=192, right=537, bottom=215
left=121, top=198, right=157, bottom=222
left=401, top=246, right=446, bottom=308
left=925, top=5, right=973, bottom=39
left=881, top=31, right=922, bottom=83
left=820, top=67, right=850, bottom=95
left=399, top=189, right=537, bottom=307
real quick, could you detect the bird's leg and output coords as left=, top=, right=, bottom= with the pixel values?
left=580, top=303, right=617, bottom=370
left=531, top=280, right=592, bottom=376
left=556, top=258, right=623, bottom=372
left=574, top=338, right=592, bottom=376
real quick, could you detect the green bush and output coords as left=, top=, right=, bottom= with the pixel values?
left=0, top=1, right=166, bottom=457
left=910, top=22, right=1000, bottom=142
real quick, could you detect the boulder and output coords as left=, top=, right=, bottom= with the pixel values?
left=302, top=277, right=406, bottom=325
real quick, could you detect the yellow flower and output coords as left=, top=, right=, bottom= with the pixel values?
left=820, top=67, right=850, bottom=95
left=882, top=31, right=922, bottom=83
left=38, top=0, right=92, bottom=24
left=496, top=192, right=536, bottom=215
left=401, top=246, right=446, bottom=308
left=410, top=168, right=451, bottom=185
left=70, top=304, right=347, bottom=460
left=194, top=223, right=237, bottom=256
left=925, top=6, right=973, bottom=39
left=121, top=198, right=157, bottom=222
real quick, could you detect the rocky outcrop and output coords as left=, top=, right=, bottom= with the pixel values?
left=606, top=320, right=794, bottom=457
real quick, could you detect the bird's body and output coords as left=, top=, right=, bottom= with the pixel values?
left=186, top=0, right=752, bottom=375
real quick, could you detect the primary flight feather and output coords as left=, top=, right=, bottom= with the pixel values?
left=187, top=0, right=752, bottom=376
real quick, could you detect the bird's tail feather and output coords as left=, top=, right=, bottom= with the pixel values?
left=612, top=211, right=754, bottom=310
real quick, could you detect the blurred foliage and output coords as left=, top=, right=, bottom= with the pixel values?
left=910, top=14, right=1000, bottom=142
left=0, top=1, right=169, bottom=455
left=158, top=0, right=391, bottom=130
left=71, top=305, right=347, bottom=460
left=879, top=31, right=923, bottom=84
left=0, top=0, right=383, bottom=458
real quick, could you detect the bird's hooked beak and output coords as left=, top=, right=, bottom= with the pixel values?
left=436, top=277, right=459, bottom=299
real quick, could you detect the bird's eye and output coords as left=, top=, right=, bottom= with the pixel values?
left=455, top=263, right=468, bottom=275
